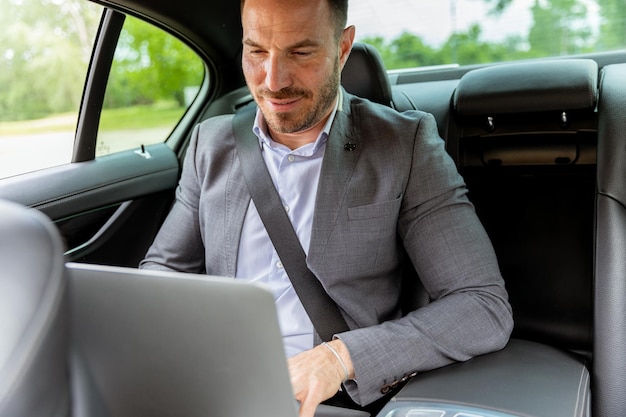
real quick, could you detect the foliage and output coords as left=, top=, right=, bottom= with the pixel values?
left=362, top=25, right=527, bottom=69
left=0, top=0, right=101, bottom=121
left=528, top=0, right=592, bottom=56
left=0, top=2, right=204, bottom=122
left=362, top=0, right=610, bottom=71
left=362, top=33, right=442, bottom=70
left=104, top=16, right=204, bottom=109
left=0, top=0, right=624, bottom=123
left=441, top=25, right=525, bottom=65
left=597, top=0, right=626, bottom=49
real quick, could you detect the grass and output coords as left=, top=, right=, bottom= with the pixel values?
left=0, top=103, right=186, bottom=136
left=99, top=104, right=186, bottom=131
left=0, top=113, right=77, bottom=135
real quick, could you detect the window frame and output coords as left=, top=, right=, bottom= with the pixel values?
left=73, top=8, right=125, bottom=163
left=73, top=7, right=210, bottom=163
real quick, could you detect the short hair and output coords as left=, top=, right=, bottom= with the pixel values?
left=328, top=0, right=349, bottom=36
left=240, top=0, right=349, bottom=38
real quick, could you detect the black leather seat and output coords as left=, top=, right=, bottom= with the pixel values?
left=594, top=62, right=626, bottom=417
left=376, top=58, right=597, bottom=417
left=0, top=200, right=69, bottom=417
left=341, top=42, right=393, bottom=108
left=451, top=59, right=598, bottom=355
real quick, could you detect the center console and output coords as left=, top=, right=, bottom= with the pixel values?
left=376, top=339, right=590, bottom=417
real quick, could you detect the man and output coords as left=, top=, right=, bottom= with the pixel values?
left=140, top=0, right=513, bottom=416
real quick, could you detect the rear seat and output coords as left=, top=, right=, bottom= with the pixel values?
left=594, top=62, right=626, bottom=417
left=449, top=59, right=598, bottom=357
left=345, top=47, right=599, bottom=357
left=178, top=42, right=605, bottom=415
left=345, top=47, right=596, bottom=416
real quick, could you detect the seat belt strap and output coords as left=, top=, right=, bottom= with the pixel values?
left=232, top=107, right=350, bottom=342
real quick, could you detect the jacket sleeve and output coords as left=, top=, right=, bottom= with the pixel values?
left=139, top=123, right=206, bottom=273
left=338, top=112, right=513, bottom=406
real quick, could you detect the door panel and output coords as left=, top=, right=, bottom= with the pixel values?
left=0, top=5, right=209, bottom=267
left=0, top=143, right=179, bottom=265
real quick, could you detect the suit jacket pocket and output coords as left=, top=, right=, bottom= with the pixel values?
left=331, top=195, right=402, bottom=278
left=348, top=195, right=402, bottom=221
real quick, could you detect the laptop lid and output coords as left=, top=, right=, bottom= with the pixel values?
left=67, top=262, right=300, bottom=417
left=67, top=263, right=369, bottom=417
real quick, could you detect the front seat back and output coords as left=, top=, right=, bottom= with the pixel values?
left=341, top=42, right=393, bottom=107
left=0, top=200, right=69, bottom=417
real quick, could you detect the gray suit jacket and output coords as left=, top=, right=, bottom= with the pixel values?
left=141, top=91, right=513, bottom=406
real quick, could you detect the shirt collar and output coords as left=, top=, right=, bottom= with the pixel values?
left=252, top=89, right=341, bottom=155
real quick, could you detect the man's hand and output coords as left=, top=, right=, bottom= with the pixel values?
left=288, top=339, right=355, bottom=417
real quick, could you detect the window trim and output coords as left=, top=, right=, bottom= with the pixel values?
left=73, top=8, right=125, bottom=163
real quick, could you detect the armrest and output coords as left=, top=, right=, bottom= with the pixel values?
left=377, top=339, right=590, bottom=417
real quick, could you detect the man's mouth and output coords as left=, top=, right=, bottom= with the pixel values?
left=264, top=96, right=303, bottom=111
left=257, top=87, right=310, bottom=112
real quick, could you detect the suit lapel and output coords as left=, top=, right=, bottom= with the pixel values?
left=308, top=91, right=362, bottom=265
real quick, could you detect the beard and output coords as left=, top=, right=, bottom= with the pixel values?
left=255, top=58, right=340, bottom=135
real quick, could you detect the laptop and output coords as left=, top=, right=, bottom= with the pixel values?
left=67, top=262, right=369, bottom=417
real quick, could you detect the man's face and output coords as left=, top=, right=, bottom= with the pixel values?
left=241, top=0, right=353, bottom=136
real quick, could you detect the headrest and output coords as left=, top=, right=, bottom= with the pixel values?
left=341, top=42, right=393, bottom=107
left=453, top=59, right=598, bottom=116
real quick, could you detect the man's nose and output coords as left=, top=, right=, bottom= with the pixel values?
left=264, top=54, right=292, bottom=92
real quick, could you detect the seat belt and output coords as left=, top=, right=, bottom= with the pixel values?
left=232, top=107, right=350, bottom=342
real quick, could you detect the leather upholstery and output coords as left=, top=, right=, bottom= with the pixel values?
left=341, top=42, right=393, bottom=107
left=452, top=59, right=598, bottom=354
left=453, top=59, right=598, bottom=115
left=594, top=63, right=626, bottom=417
left=0, top=200, right=69, bottom=417
left=384, top=339, right=590, bottom=417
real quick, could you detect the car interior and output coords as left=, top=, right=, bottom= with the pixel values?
left=1, top=0, right=626, bottom=416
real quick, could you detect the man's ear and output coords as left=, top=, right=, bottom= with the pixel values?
left=339, top=25, right=356, bottom=70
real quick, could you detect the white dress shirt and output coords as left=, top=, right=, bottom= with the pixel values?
left=236, top=101, right=339, bottom=358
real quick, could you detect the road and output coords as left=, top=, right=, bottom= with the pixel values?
left=0, top=127, right=171, bottom=178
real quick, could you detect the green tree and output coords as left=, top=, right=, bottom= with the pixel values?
left=363, top=26, right=527, bottom=70
left=528, top=0, right=592, bottom=57
left=596, top=0, right=626, bottom=49
left=440, top=24, right=523, bottom=65
left=388, top=31, right=441, bottom=69
left=104, top=16, right=204, bottom=109
left=0, top=0, right=101, bottom=121
left=361, top=32, right=440, bottom=70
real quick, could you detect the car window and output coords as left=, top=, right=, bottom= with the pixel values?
left=0, top=3, right=204, bottom=179
left=0, top=0, right=102, bottom=178
left=96, top=15, right=204, bottom=157
left=348, top=0, right=625, bottom=71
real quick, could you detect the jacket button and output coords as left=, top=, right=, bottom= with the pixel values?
left=380, top=384, right=391, bottom=394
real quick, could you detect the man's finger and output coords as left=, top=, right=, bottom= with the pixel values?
left=298, top=394, right=321, bottom=417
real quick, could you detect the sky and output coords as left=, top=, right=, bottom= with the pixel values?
left=347, top=0, right=600, bottom=47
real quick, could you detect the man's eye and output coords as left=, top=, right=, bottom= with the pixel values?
left=292, top=51, right=312, bottom=57
left=248, top=49, right=266, bottom=56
